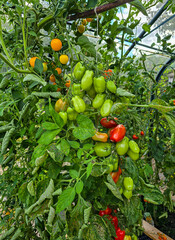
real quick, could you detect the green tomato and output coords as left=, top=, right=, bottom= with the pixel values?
left=87, top=85, right=96, bottom=98
left=123, top=189, right=132, bottom=199
left=123, top=177, right=134, bottom=191
left=72, top=96, right=86, bottom=113
left=100, top=99, right=113, bottom=117
left=106, top=163, right=114, bottom=173
left=92, top=94, right=106, bottom=109
left=67, top=107, right=78, bottom=120
left=73, top=62, right=86, bottom=81
left=116, top=136, right=129, bottom=155
left=107, top=81, right=116, bottom=93
left=94, top=76, right=106, bottom=93
left=94, top=142, right=111, bottom=157
left=72, top=83, right=84, bottom=98
left=129, top=140, right=140, bottom=153
left=59, top=112, right=67, bottom=125
left=81, top=70, right=94, bottom=91
left=127, top=149, right=139, bottom=161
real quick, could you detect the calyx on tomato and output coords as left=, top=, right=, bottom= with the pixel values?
left=110, top=124, right=126, bottom=142
left=100, top=117, right=118, bottom=128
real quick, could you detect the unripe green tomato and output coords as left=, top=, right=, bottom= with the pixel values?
left=72, top=83, right=84, bottom=98
left=94, top=76, right=106, bottom=93
left=59, top=112, right=67, bottom=125
left=107, top=81, right=117, bottom=93
left=100, top=99, right=113, bottom=117
left=93, top=94, right=106, bottom=109
left=123, top=189, right=132, bottom=199
left=116, top=136, right=129, bottom=155
left=129, top=140, right=140, bottom=153
left=72, top=96, right=86, bottom=113
left=87, top=85, right=96, bottom=98
left=106, top=163, right=114, bottom=173
left=132, top=234, right=138, bottom=240
left=67, top=107, right=78, bottom=120
left=123, top=177, right=134, bottom=191
left=73, top=62, right=86, bottom=81
left=127, top=149, right=139, bottom=161
left=81, top=70, right=94, bottom=91
left=94, top=142, right=111, bottom=157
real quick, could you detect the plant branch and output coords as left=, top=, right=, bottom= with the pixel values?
left=67, top=0, right=134, bottom=20
left=0, top=53, right=31, bottom=74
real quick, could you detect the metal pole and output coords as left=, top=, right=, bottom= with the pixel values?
left=124, top=0, right=171, bottom=57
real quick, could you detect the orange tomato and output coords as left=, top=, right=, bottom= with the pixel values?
left=51, top=38, right=62, bottom=51
left=86, top=18, right=93, bottom=22
left=29, top=57, right=39, bottom=68
left=65, top=80, right=71, bottom=87
left=55, top=67, right=62, bottom=75
left=50, top=74, right=56, bottom=82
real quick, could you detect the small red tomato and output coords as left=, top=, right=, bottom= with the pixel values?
left=112, top=216, right=118, bottom=227
left=140, top=131, right=144, bottom=136
left=99, top=210, right=106, bottom=216
left=114, top=209, right=117, bottom=213
left=132, top=134, right=139, bottom=139
left=104, top=207, right=112, bottom=215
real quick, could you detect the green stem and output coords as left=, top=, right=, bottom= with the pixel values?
left=0, top=20, right=13, bottom=64
left=21, top=3, right=28, bottom=66
left=37, top=15, right=54, bottom=32
left=128, top=103, right=150, bottom=108
left=0, top=53, right=31, bottom=74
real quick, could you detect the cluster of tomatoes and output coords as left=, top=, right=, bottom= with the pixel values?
left=99, top=207, right=133, bottom=240
left=77, top=17, right=93, bottom=33
left=29, top=38, right=70, bottom=92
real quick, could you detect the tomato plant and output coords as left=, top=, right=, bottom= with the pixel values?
left=0, top=0, right=175, bottom=239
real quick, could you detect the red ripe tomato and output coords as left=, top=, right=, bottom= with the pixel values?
left=99, top=210, right=106, bottom=216
left=140, top=131, right=144, bottom=136
left=110, top=124, right=126, bottom=142
left=132, top=134, right=139, bottom=139
left=104, top=206, right=112, bottom=215
left=112, top=216, right=118, bottom=227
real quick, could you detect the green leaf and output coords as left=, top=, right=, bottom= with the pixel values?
left=73, top=114, right=95, bottom=140
left=69, top=169, right=79, bottom=179
left=34, top=58, right=43, bottom=74
left=0, top=101, right=14, bottom=116
left=68, top=140, right=80, bottom=149
left=124, top=157, right=139, bottom=182
left=117, top=88, right=135, bottom=97
left=76, top=181, right=84, bottom=194
left=138, top=177, right=164, bottom=204
left=42, top=122, right=59, bottom=130
left=87, top=162, right=93, bottom=179
left=77, top=36, right=100, bottom=60
left=111, top=102, right=127, bottom=114
left=18, top=182, right=29, bottom=203
left=142, top=23, right=150, bottom=32
left=77, top=148, right=84, bottom=159
left=28, top=31, right=37, bottom=37
left=130, top=0, right=148, bottom=16
left=84, top=206, right=91, bottom=224
left=23, top=74, right=46, bottom=86
left=60, top=139, right=70, bottom=156
left=56, top=187, right=76, bottom=213
left=31, top=144, right=47, bottom=166
left=105, top=174, right=123, bottom=201
left=38, top=129, right=61, bottom=145
left=46, top=144, right=64, bottom=162
left=87, top=0, right=97, bottom=8
left=48, top=161, right=61, bottom=179
left=91, top=164, right=107, bottom=177
left=83, top=143, right=94, bottom=150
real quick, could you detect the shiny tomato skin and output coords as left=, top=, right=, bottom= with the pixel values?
left=99, top=210, right=106, bottom=216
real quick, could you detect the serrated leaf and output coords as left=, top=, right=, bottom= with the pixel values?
left=69, top=169, right=79, bottom=179
left=111, top=102, right=127, bottom=114
left=60, top=139, right=70, bottom=156
left=83, top=143, right=94, bottom=150
left=38, top=129, right=61, bottom=145
left=77, top=148, right=84, bottom=159
left=56, top=187, right=76, bottom=213
left=76, top=181, right=84, bottom=194
left=117, top=88, right=135, bottom=97
left=42, top=122, right=59, bottom=130
left=130, top=0, right=148, bottom=16
left=163, top=114, right=175, bottom=134
left=84, top=206, right=91, bottom=224
left=47, top=144, right=64, bottom=162
left=23, top=74, right=46, bottom=86
left=68, top=140, right=80, bottom=149
left=73, top=114, right=95, bottom=140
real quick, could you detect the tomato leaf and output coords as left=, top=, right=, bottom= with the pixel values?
left=60, top=139, right=70, bottom=156
left=117, top=88, right=135, bottom=97
left=87, top=162, right=93, bottom=179
left=130, top=0, right=148, bottom=16
left=76, top=181, right=84, bottom=194
left=23, top=74, right=46, bottom=86
left=68, top=140, right=80, bottom=149
left=69, top=169, right=79, bottom=179
left=34, top=58, right=43, bottom=74
left=37, top=129, right=61, bottom=145
left=73, top=114, right=95, bottom=140
left=105, top=174, right=123, bottom=201
left=56, top=187, right=76, bottom=213
left=47, top=144, right=64, bottom=162
left=42, top=122, right=59, bottom=130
